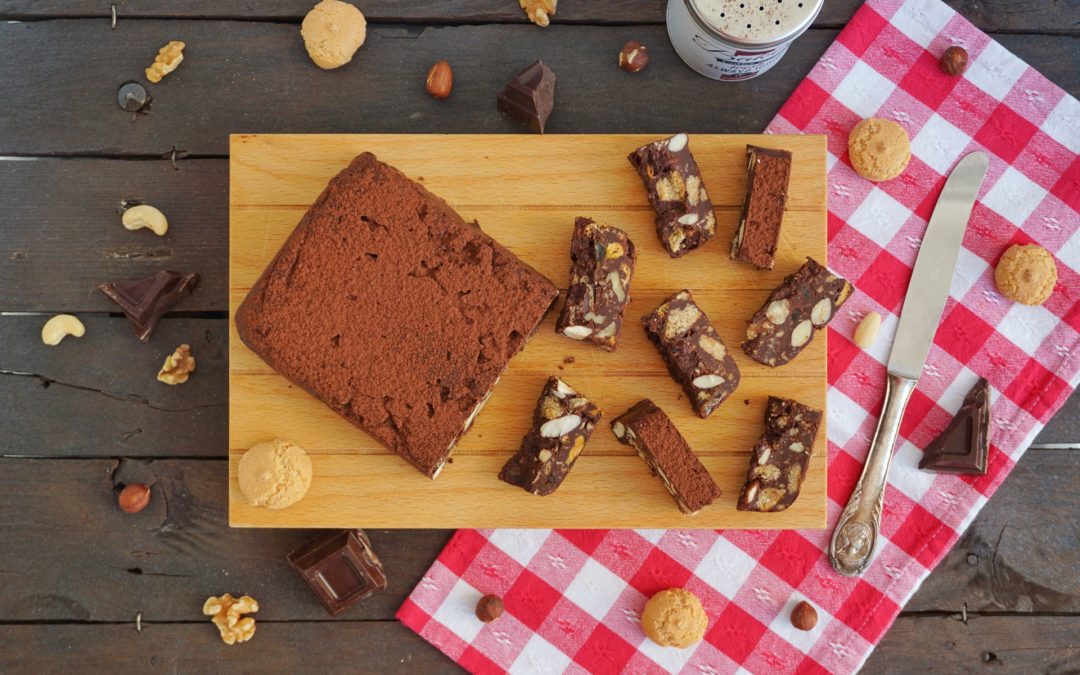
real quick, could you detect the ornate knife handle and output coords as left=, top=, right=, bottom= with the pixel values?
left=829, top=373, right=917, bottom=576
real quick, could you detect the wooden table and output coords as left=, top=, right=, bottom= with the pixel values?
left=1, top=1, right=1076, bottom=671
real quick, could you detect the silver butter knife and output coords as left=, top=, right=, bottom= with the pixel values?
left=829, top=151, right=990, bottom=576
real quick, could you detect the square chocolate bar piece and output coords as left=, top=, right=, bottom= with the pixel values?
left=288, top=530, right=387, bottom=616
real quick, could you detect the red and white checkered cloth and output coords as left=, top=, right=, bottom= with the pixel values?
left=398, top=0, right=1080, bottom=671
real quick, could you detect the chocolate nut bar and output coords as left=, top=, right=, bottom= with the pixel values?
left=742, top=258, right=852, bottom=367
left=737, top=396, right=822, bottom=512
left=642, top=290, right=741, bottom=419
left=499, top=377, right=602, bottom=495
left=731, top=145, right=792, bottom=270
left=628, top=133, right=717, bottom=258
left=611, top=400, right=720, bottom=515
left=556, top=217, right=636, bottom=350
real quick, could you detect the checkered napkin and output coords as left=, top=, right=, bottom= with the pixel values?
left=398, top=0, right=1080, bottom=671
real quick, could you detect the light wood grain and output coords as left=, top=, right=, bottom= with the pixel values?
left=229, top=133, right=827, bottom=529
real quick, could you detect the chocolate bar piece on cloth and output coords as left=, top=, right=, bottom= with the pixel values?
left=919, top=378, right=990, bottom=475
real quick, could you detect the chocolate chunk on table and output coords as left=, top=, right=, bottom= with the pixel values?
left=556, top=217, right=636, bottom=350
left=497, top=59, right=556, bottom=134
left=920, top=377, right=990, bottom=475
left=628, top=133, right=717, bottom=257
left=642, top=289, right=740, bottom=419
left=611, top=400, right=720, bottom=515
left=742, top=257, right=851, bottom=367
left=98, top=269, right=199, bottom=342
left=731, top=145, right=792, bottom=270
left=499, top=376, right=602, bottom=495
left=737, top=396, right=822, bottom=512
left=287, top=530, right=387, bottom=616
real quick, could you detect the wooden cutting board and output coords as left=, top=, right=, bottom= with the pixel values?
left=229, top=133, right=828, bottom=529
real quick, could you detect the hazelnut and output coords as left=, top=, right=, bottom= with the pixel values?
left=619, top=41, right=649, bottom=73
left=939, top=46, right=968, bottom=75
left=475, top=594, right=504, bottom=622
left=790, top=600, right=818, bottom=631
left=425, top=60, right=453, bottom=99
left=118, top=483, right=151, bottom=514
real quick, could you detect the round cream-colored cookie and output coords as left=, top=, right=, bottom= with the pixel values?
left=995, top=243, right=1057, bottom=305
left=238, top=438, right=313, bottom=509
left=641, top=588, right=708, bottom=648
left=848, top=117, right=911, bottom=182
left=301, top=0, right=367, bottom=70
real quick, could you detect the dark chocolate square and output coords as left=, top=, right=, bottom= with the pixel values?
left=288, top=530, right=387, bottom=616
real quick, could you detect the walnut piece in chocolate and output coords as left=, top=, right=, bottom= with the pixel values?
left=628, top=134, right=717, bottom=258
left=499, top=377, right=602, bottom=495
left=742, top=258, right=851, bottom=367
left=737, top=396, right=822, bottom=512
left=642, top=290, right=740, bottom=419
left=556, top=217, right=636, bottom=351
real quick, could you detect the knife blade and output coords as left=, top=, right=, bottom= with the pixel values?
left=888, top=151, right=991, bottom=380
left=829, top=151, right=989, bottom=576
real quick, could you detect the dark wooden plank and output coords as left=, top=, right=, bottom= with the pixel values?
left=0, top=457, right=453, bottom=621
left=0, top=159, right=227, bottom=312
left=0, top=622, right=459, bottom=674
left=0, top=0, right=1074, bottom=34
left=867, top=615, right=1080, bottom=673
left=906, top=448, right=1080, bottom=614
left=1033, top=390, right=1080, bottom=446
left=2, top=21, right=1076, bottom=156
left=0, top=316, right=227, bottom=458
left=2, top=450, right=1078, bottom=623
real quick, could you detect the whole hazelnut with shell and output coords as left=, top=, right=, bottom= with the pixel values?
left=619, top=41, right=650, bottom=73
left=939, top=46, right=968, bottom=75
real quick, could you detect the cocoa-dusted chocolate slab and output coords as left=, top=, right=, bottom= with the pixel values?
left=642, top=289, right=740, bottom=419
left=919, top=377, right=989, bottom=475
left=731, top=145, right=792, bottom=270
left=737, top=396, right=822, bottom=512
left=235, top=153, right=559, bottom=479
left=499, top=377, right=602, bottom=495
left=99, top=270, right=199, bottom=342
left=628, top=133, right=717, bottom=257
left=555, top=217, right=636, bottom=351
left=497, top=60, right=556, bottom=134
left=611, top=400, right=720, bottom=515
left=742, top=258, right=852, bottom=367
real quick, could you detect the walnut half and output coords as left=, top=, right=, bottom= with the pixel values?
left=158, top=344, right=196, bottom=385
left=520, top=0, right=557, bottom=27
left=202, top=593, right=258, bottom=645
left=146, top=40, right=185, bottom=83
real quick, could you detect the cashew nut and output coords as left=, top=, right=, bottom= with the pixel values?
left=122, top=204, right=169, bottom=236
left=41, top=314, right=85, bottom=345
